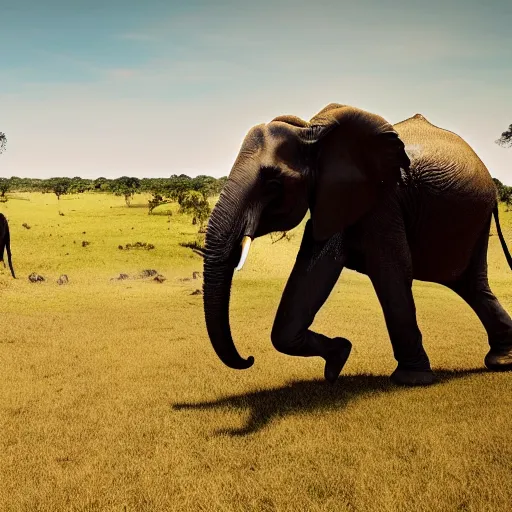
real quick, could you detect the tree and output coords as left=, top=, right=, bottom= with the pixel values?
left=493, top=178, right=506, bottom=199
left=493, top=178, right=512, bottom=211
left=496, top=124, right=512, bottom=148
left=8, top=176, right=22, bottom=192
left=69, top=177, right=93, bottom=194
left=93, top=177, right=111, bottom=191
left=179, top=190, right=211, bottom=231
left=45, top=177, right=72, bottom=200
left=148, top=193, right=173, bottom=215
left=501, top=187, right=512, bottom=212
left=192, top=175, right=218, bottom=200
left=7, top=176, right=42, bottom=192
left=110, top=176, right=141, bottom=206
left=168, top=175, right=193, bottom=205
left=0, top=178, right=9, bottom=202
left=214, top=176, right=228, bottom=194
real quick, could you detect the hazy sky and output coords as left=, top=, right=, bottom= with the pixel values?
left=1, top=0, right=511, bottom=183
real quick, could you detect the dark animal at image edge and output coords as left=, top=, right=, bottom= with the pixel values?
left=0, top=213, right=15, bottom=278
left=202, top=104, right=512, bottom=386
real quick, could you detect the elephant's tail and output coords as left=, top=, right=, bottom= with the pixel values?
left=493, top=204, right=512, bottom=271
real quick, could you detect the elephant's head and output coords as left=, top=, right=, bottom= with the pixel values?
left=203, top=103, right=410, bottom=370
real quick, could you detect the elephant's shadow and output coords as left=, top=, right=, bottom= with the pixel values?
left=172, top=368, right=488, bottom=436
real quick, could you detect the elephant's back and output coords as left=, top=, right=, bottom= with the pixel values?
left=393, top=114, right=495, bottom=199
left=394, top=115, right=496, bottom=281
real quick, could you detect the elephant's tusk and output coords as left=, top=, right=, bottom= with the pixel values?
left=235, top=236, right=252, bottom=271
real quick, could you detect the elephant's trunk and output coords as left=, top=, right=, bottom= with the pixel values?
left=202, top=179, right=256, bottom=370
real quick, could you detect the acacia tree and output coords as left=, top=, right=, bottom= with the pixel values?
left=110, top=176, right=141, bottom=206
left=192, top=175, right=218, bottom=200
left=69, top=177, right=93, bottom=194
left=179, top=190, right=211, bottom=232
left=168, top=175, right=193, bottom=205
left=93, top=177, right=111, bottom=191
left=503, top=189, right=512, bottom=211
left=45, top=177, right=72, bottom=200
left=145, top=176, right=197, bottom=213
left=0, top=178, right=9, bottom=201
left=496, top=124, right=512, bottom=148
left=146, top=178, right=173, bottom=214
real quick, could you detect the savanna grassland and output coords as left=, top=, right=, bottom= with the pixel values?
left=1, top=192, right=512, bottom=512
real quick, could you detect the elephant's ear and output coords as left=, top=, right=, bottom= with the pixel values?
left=306, top=106, right=408, bottom=241
left=310, top=137, right=377, bottom=241
left=370, top=131, right=411, bottom=185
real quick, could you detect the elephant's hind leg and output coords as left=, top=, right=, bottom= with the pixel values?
left=452, top=282, right=512, bottom=370
left=271, top=220, right=351, bottom=383
left=443, top=225, right=512, bottom=371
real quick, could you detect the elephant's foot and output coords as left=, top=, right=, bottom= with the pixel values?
left=485, top=346, right=512, bottom=371
left=390, top=368, right=437, bottom=387
left=323, top=337, right=352, bottom=384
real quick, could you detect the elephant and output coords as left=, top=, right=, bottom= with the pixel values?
left=202, top=103, right=512, bottom=386
left=0, top=212, right=15, bottom=278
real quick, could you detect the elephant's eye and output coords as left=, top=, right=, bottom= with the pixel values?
left=260, top=165, right=281, bottom=178
left=260, top=166, right=283, bottom=199
left=266, top=179, right=281, bottom=191
left=265, top=179, right=283, bottom=200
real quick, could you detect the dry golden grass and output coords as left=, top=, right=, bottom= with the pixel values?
left=1, top=192, right=511, bottom=511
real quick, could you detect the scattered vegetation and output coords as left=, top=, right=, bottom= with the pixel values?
left=0, top=177, right=9, bottom=201
left=0, top=174, right=227, bottom=231
left=179, top=240, right=205, bottom=256
left=178, top=190, right=211, bottom=232
left=110, top=269, right=166, bottom=283
left=28, top=272, right=45, bottom=282
left=44, top=177, right=73, bottom=200
left=57, top=274, right=69, bottom=285
left=179, top=231, right=207, bottom=258
left=270, top=231, right=294, bottom=244
left=147, top=194, right=172, bottom=215
left=118, top=241, right=156, bottom=251
left=110, top=176, right=141, bottom=206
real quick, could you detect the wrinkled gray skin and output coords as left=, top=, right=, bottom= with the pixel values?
left=202, top=104, right=512, bottom=386
left=0, top=213, right=15, bottom=278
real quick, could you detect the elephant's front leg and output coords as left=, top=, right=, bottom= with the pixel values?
left=271, top=220, right=352, bottom=383
left=366, top=240, right=436, bottom=386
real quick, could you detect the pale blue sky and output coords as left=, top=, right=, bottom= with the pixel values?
left=1, top=0, right=511, bottom=183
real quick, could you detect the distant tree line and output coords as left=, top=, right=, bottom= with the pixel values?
left=0, top=174, right=228, bottom=227
left=1, top=173, right=512, bottom=209
left=0, top=130, right=226, bottom=228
